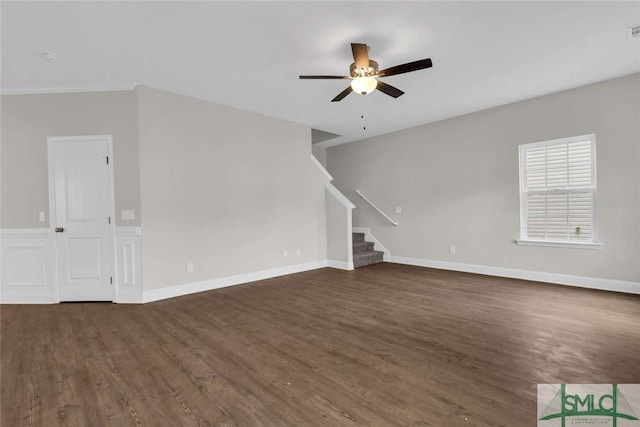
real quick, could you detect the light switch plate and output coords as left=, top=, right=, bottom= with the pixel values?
left=39, top=211, right=46, bottom=222
left=121, top=210, right=136, bottom=220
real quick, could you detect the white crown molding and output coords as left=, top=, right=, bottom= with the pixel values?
left=1, top=83, right=138, bottom=96
left=143, top=260, right=330, bottom=303
left=388, top=256, right=640, bottom=295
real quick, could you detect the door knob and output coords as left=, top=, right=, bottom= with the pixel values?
left=55, top=227, right=64, bottom=233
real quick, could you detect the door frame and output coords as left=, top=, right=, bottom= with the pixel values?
left=47, top=135, right=117, bottom=302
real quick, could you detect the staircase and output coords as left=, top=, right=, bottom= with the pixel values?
left=352, top=232, right=384, bottom=268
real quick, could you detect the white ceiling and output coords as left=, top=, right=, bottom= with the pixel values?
left=2, top=1, right=639, bottom=146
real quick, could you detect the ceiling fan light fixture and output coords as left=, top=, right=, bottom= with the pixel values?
left=350, top=76, right=377, bottom=95
left=299, top=42, right=432, bottom=102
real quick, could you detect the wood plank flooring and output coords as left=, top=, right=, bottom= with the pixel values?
left=2, top=264, right=639, bottom=426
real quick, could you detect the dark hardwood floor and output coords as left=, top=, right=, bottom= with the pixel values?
left=2, top=264, right=639, bottom=426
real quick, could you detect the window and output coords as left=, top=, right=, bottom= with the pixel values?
left=518, top=134, right=601, bottom=248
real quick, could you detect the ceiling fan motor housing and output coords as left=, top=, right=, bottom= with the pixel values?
left=350, top=60, right=379, bottom=77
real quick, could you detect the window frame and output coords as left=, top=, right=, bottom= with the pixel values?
left=517, top=134, right=602, bottom=249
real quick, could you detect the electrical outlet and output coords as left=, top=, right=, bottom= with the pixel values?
left=449, top=245, right=456, bottom=255
left=186, top=263, right=194, bottom=273
left=296, top=248, right=301, bottom=256
left=283, top=250, right=288, bottom=258
left=39, top=211, right=46, bottom=222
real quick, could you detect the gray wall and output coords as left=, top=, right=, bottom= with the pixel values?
left=326, top=187, right=351, bottom=265
left=1, top=91, right=141, bottom=227
left=312, top=145, right=327, bottom=168
left=136, top=86, right=328, bottom=290
left=327, top=73, right=640, bottom=282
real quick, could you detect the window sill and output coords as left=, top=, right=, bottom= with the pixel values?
left=515, top=239, right=602, bottom=249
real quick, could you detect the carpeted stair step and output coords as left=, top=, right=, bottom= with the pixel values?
left=353, top=250, right=384, bottom=268
left=352, top=232, right=365, bottom=243
left=352, top=232, right=384, bottom=268
left=353, top=241, right=375, bottom=254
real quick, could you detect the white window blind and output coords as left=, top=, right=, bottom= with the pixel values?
left=519, top=135, right=598, bottom=245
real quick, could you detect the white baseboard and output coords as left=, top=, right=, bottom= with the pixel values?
left=143, top=260, right=330, bottom=303
left=389, top=256, right=640, bottom=295
left=327, top=260, right=354, bottom=270
left=115, top=293, right=144, bottom=304
left=353, top=227, right=390, bottom=261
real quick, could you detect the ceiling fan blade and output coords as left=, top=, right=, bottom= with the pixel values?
left=376, top=80, right=405, bottom=98
left=299, top=75, right=350, bottom=79
left=351, top=43, right=370, bottom=72
left=377, top=58, right=433, bottom=77
left=331, top=86, right=353, bottom=102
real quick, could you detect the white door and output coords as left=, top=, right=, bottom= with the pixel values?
left=50, top=136, right=114, bottom=301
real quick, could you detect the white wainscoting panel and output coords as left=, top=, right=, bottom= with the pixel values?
left=1, top=229, right=55, bottom=303
left=114, top=227, right=142, bottom=303
left=1, top=227, right=143, bottom=304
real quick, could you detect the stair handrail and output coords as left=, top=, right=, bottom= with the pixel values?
left=354, top=189, right=398, bottom=226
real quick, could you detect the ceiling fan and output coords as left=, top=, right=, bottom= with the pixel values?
left=299, top=43, right=433, bottom=102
